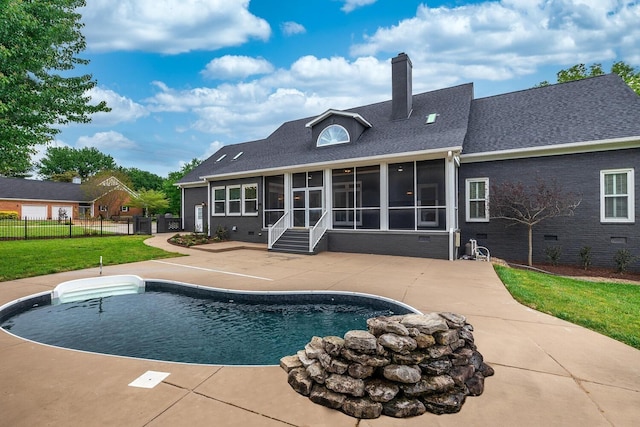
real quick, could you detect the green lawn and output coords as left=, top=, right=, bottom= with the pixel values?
left=0, top=236, right=182, bottom=282
left=494, top=265, right=640, bottom=350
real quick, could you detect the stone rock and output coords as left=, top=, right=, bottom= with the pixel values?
left=449, top=338, right=465, bottom=352
left=451, top=348, right=474, bottom=366
left=348, top=363, right=376, bottom=379
left=401, top=313, right=449, bottom=334
left=406, top=327, right=421, bottom=337
left=392, top=350, right=427, bottom=365
left=306, top=362, right=328, bottom=384
left=458, top=327, right=475, bottom=345
left=466, top=372, right=485, bottom=396
left=364, top=379, right=400, bottom=403
left=378, top=333, right=418, bottom=354
left=479, top=362, right=495, bottom=377
left=439, top=312, right=467, bottom=328
left=305, top=336, right=326, bottom=359
left=382, top=364, right=422, bottom=384
left=367, top=317, right=410, bottom=336
left=342, top=397, right=383, bottom=419
left=288, top=368, right=314, bottom=396
left=414, top=333, right=436, bottom=348
left=310, top=384, right=346, bottom=409
left=427, top=345, right=452, bottom=359
left=470, top=350, right=484, bottom=370
left=280, top=355, right=302, bottom=372
left=420, top=358, right=452, bottom=376
left=323, top=336, right=344, bottom=357
left=450, top=365, right=475, bottom=387
left=401, top=375, right=455, bottom=397
left=382, top=397, right=427, bottom=418
left=434, top=329, right=459, bottom=346
left=344, top=330, right=378, bottom=354
left=297, top=350, right=315, bottom=368
left=323, top=356, right=349, bottom=375
left=341, top=348, right=390, bottom=367
left=422, top=391, right=467, bottom=415
left=325, top=374, right=366, bottom=397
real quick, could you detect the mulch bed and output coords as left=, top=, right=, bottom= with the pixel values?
left=507, top=261, right=640, bottom=284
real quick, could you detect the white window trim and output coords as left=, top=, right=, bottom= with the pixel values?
left=600, top=168, right=635, bottom=223
left=212, top=186, right=226, bottom=217
left=317, top=124, right=350, bottom=147
left=226, top=185, right=242, bottom=216
left=465, top=177, right=489, bottom=222
left=242, top=183, right=259, bottom=216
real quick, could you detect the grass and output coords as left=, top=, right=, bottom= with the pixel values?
left=494, top=265, right=640, bottom=350
left=0, top=236, right=182, bottom=282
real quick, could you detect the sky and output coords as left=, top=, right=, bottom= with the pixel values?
left=41, top=0, right=640, bottom=178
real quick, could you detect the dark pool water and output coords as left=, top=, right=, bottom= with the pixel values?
left=1, top=290, right=401, bottom=365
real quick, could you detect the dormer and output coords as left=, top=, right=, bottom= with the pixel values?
left=305, top=109, right=372, bottom=148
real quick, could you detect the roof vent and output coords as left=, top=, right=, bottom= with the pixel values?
left=216, top=154, right=227, bottom=162
left=232, top=151, right=244, bottom=160
left=426, top=113, right=438, bottom=124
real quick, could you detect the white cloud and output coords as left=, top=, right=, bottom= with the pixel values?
left=281, top=21, right=306, bottom=36
left=88, top=87, right=149, bottom=125
left=203, top=141, right=225, bottom=158
left=350, top=0, right=640, bottom=81
left=77, top=131, right=137, bottom=150
left=80, top=0, right=271, bottom=54
left=201, top=56, right=275, bottom=80
left=341, top=0, right=377, bottom=13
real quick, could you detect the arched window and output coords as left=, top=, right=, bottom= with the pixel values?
left=317, top=124, right=350, bottom=147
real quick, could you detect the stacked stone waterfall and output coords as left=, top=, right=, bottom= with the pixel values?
left=280, top=312, right=494, bottom=419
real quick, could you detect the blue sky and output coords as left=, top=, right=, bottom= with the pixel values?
left=43, top=0, right=640, bottom=178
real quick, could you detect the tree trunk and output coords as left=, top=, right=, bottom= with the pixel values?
left=528, top=225, right=533, bottom=266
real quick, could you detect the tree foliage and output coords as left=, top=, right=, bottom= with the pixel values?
left=120, top=167, right=164, bottom=191
left=127, top=189, right=170, bottom=217
left=38, top=146, right=116, bottom=180
left=0, top=0, right=110, bottom=177
left=537, top=61, right=640, bottom=95
left=163, top=158, right=203, bottom=214
left=490, top=178, right=582, bottom=266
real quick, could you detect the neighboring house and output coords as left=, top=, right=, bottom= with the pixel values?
left=177, top=53, right=640, bottom=270
left=0, top=176, right=143, bottom=219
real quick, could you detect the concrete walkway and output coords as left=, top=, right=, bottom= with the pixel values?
left=0, top=235, right=638, bottom=426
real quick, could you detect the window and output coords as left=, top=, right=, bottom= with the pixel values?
left=213, top=187, right=225, bottom=216
left=332, top=166, right=380, bottom=229
left=242, top=184, right=258, bottom=216
left=601, top=169, right=634, bottom=223
left=317, top=124, right=350, bottom=147
left=264, top=175, right=284, bottom=227
left=466, top=178, right=489, bottom=222
left=99, top=205, right=108, bottom=212
left=227, top=186, right=241, bottom=216
left=121, top=206, right=129, bottom=213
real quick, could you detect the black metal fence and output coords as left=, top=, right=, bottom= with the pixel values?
left=0, top=217, right=135, bottom=241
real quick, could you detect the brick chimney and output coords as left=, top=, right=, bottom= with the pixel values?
left=391, top=52, right=413, bottom=120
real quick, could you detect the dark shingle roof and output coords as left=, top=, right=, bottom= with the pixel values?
left=463, top=74, right=640, bottom=154
left=180, top=83, right=474, bottom=183
left=0, top=177, right=89, bottom=202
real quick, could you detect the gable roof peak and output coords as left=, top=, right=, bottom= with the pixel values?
left=305, top=109, right=373, bottom=129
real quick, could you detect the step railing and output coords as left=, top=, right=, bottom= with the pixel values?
left=267, top=212, right=290, bottom=249
left=309, top=210, right=329, bottom=252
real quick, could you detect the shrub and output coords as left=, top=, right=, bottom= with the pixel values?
left=213, top=225, right=229, bottom=242
left=544, top=245, right=562, bottom=266
left=578, top=246, right=592, bottom=271
left=613, top=249, right=638, bottom=273
left=0, top=211, right=19, bottom=220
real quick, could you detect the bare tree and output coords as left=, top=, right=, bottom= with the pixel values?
left=490, top=178, right=582, bottom=266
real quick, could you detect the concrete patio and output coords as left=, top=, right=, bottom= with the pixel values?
left=0, top=234, right=638, bottom=426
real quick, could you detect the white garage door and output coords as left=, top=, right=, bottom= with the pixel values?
left=53, top=206, right=73, bottom=220
left=22, top=205, right=47, bottom=219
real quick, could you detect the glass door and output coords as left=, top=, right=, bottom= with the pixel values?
left=292, top=171, right=324, bottom=227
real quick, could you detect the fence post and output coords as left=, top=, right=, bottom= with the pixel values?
left=24, top=217, right=27, bottom=240
left=69, top=217, right=72, bottom=237
left=100, top=217, right=103, bottom=236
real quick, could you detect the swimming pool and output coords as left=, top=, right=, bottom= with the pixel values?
left=0, top=277, right=419, bottom=365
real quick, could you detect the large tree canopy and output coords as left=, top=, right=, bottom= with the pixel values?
left=163, top=158, right=203, bottom=215
left=38, top=146, right=116, bottom=180
left=537, top=61, right=640, bottom=95
left=0, top=0, right=109, bottom=176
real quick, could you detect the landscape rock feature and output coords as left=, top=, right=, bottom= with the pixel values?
left=281, top=312, right=493, bottom=419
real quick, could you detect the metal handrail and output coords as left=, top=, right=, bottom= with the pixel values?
left=267, top=212, right=289, bottom=249
left=309, top=210, right=329, bottom=252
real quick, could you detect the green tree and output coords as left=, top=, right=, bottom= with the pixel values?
left=163, top=158, right=203, bottom=214
left=537, top=61, right=640, bottom=95
left=38, top=146, right=116, bottom=180
left=120, top=167, right=164, bottom=191
left=127, top=189, right=170, bottom=217
left=0, top=0, right=110, bottom=177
